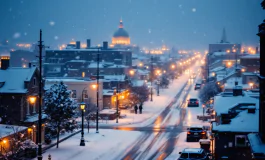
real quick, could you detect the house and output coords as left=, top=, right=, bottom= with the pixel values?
left=0, top=58, right=43, bottom=124
left=45, top=78, right=104, bottom=110
left=0, top=124, right=28, bottom=156
left=212, top=107, right=259, bottom=160
left=212, top=88, right=259, bottom=159
left=0, top=58, right=45, bottom=143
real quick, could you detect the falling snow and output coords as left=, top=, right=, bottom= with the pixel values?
left=24, top=32, right=27, bottom=36
left=192, top=8, right=196, bottom=12
left=54, top=36, right=59, bottom=40
left=148, top=29, right=152, bottom=34
left=49, top=21, right=55, bottom=26
left=75, top=56, right=80, bottom=60
left=179, top=5, right=182, bottom=8
left=13, top=32, right=21, bottom=39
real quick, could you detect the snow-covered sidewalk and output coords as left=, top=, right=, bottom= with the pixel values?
left=38, top=129, right=142, bottom=160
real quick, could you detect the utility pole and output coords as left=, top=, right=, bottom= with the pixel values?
left=116, top=83, right=119, bottom=123
left=150, top=56, right=153, bottom=101
left=37, top=29, right=43, bottom=160
left=96, top=48, right=100, bottom=133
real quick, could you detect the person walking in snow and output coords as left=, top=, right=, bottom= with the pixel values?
left=139, top=104, right=143, bottom=114
left=134, top=105, right=138, bottom=114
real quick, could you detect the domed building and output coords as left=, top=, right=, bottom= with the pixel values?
left=112, top=19, right=130, bottom=45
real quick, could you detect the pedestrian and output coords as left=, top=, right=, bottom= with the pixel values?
left=139, top=104, right=143, bottom=114
left=134, top=105, right=138, bottom=114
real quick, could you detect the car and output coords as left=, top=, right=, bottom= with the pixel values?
left=187, top=98, right=199, bottom=107
left=194, top=84, right=201, bottom=90
left=187, top=125, right=207, bottom=142
left=178, top=148, right=210, bottom=160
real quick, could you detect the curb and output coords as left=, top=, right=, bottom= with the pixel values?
left=42, top=129, right=81, bottom=152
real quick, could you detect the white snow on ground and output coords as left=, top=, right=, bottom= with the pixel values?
left=90, top=64, right=199, bottom=128
left=39, top=129, right=142, bottom=160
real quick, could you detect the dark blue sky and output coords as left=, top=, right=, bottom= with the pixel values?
left=0, top=0, right=264, bottom=50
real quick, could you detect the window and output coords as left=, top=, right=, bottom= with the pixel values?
left=235, top=135, right=246, bottom=147
left=180, top=153, right=188, bottom=158
left=72, top=90, right=77, bottom=98
left=33, top=77, right=36, bottom=86
left=83, top=90, right=88, bottom=98
left=189, top=153, right=204, bottom=158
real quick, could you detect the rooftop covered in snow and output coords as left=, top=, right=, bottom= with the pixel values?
left=212, top=109, right=259, bottom=132
left=0, top=67, right=37, bottom=93
left=0, top=124, right=28, bottom=138
left=214, top=95, right=259, bottom=115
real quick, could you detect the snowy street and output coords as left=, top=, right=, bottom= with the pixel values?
left=39, top=62, right=211, bottom=160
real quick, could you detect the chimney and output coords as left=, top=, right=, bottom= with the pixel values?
left=103, top=41, right=108, bottom=50
left=233, top=85, right=243, bottom=96
left=1, top=57, right=10, bottom=70
left=248, top=106, right=256, bottom=114
left=76, top=41, right=80, bottom=49
left=29, top=62, right=32, bottom=68
left=86, top=39, right=91, bottom=48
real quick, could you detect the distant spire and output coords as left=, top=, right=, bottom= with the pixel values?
left=221, top=28, right=227, bottom=43
left=119, top=18, right=123, bottom=28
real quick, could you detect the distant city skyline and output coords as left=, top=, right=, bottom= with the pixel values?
left=0, top=0, right=264, bottom=50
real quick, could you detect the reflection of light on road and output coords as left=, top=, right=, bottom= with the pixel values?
left=117, top=127, right=134, bottom=131
left=153, top=116, right=162, bottom=129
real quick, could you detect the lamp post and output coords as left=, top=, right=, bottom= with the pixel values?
left=37, top=29, right=44, bottom=160
left=114, top=87, right=119, bottom=123
left=150, top=56, right=153, bottom=101
left=157, top=80, right=160, bottom=96
left=96, top=48, right=100, bottom=133
left=202, top=104, right=205, bottom=120
left=80, top=102, right=85, bottom=146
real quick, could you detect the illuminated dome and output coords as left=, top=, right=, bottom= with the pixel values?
left=112, top=19, right=130, bottom=45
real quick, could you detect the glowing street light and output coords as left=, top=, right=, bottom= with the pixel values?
left=249, top=82, right=254, bottom=89
left=91, top=84, right=97, bottom=89
left=171, top=64, right=175, bottom=69
left=129, top=70, right=135, bottom=75
left=29, top=96, right=36, bottom=104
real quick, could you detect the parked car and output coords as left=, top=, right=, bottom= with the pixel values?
left=194, top=84, right=201, bottom=90
left=187, top=98, right=199, bottom=107
left=178, top=148, right=210, bottom=160
left=187, top=125, right=207, bottom=142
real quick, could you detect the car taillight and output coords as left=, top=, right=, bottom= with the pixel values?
left=196, top=101, right=199, bottom=104
left=187, top=131, right=191, bottom=134
left=201, top=131, right=206, bottom=134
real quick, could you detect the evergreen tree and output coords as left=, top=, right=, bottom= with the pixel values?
left=199, top=82, right=221, bottom=104
left=44, top=81, right=77, bottom=148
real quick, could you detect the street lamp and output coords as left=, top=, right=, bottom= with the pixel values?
left=249, top=82, right=254, bottom=89
left=80, top=102, right=86, bottom=146
left=202, top=104, right=205, bottom=120
left=113, top=88, right=119, bottom=123
left=157, top=80, right=160, bottom=96
left=29, top=96, right=36, bottom=104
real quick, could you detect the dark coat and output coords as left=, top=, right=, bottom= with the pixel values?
left=134, top=105, right=138, bottom=110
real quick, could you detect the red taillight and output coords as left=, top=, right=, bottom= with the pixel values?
left=196, top=101, right=199, bottom=104
left=201, top=131, right=206, bottom=134
left=187, top=131, right=191, bottom=134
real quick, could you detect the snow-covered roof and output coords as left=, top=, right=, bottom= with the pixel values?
left=212, top=52, right=227, bottom=56
left=131, top=80, right=146, bottom=87
left=210, top=66, right=225, bottom=72
left=242, top=72, right=258, bottom=76
left=213, top=109, right=258, bottom=132
left=248, top=133, right=265, bottom=154
left=214, top=95, right=259, bottom=115
left=224, top=78, right=250, bottom=89
left=68, top=60, right=87, bottom=63
left=0, top=124, right=28, bottom=138
left=104, top=75, right=126, bottom=81
left=103, top=89, right=114, bottom=96
left=0, top=67, right=37, bottom=93
left=87, top=63, right=104, bottom=68
left=240, top=54, right=260, bottom=59
left=24, top=114, right=47, bottom=122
